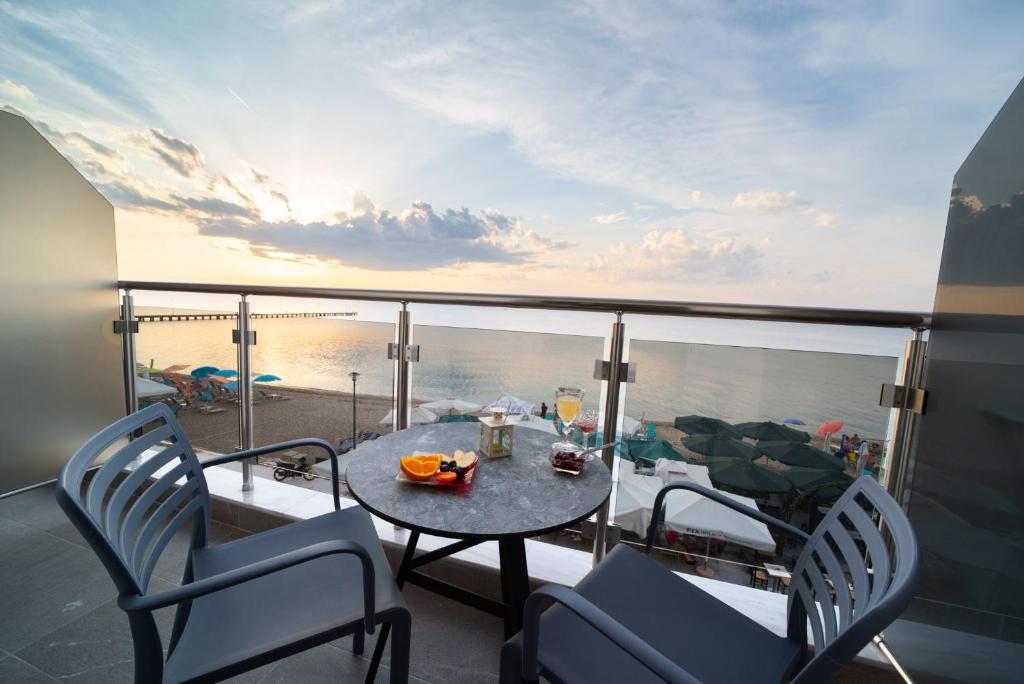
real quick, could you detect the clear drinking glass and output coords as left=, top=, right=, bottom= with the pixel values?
left=554, top=387, right=584, bottom=439
left=578, top=408, right=598, bottom=447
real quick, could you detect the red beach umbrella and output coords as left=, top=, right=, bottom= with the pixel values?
left=817, top=420, right=844, bottom=436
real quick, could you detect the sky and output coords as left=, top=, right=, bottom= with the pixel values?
left=2, top=0, right=1023, bottom=318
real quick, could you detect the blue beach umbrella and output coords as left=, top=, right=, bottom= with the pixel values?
left=217, top=369, right=238, bottom=378
left=784, top=417, right=806, bottom=426
left=223, top=381, right=240, bottom=390
left=254, top=374, right=281, bottom=382
left=190, top=366, right=220, bottom=378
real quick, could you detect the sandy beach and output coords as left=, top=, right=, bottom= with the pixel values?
left=176, top=384, right=398, bottom=462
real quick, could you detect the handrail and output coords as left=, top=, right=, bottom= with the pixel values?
left=117, top=280, right=930, bottom=329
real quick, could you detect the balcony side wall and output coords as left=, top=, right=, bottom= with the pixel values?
left=0, top=110, right=122, bottom=495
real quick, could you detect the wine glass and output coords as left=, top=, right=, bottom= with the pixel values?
left=578, top=408, right=598, bottom=448
left=554, top=387, right=584, bottom=439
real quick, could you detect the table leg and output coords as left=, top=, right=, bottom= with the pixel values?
left=366, top=530, right=420, bottom=684
left=498, top=538, right=530, bottom=638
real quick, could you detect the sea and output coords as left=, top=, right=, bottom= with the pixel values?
left=135, top=308, right=902, bottom=439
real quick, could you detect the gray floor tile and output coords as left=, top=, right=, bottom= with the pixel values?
left=0, top=485, right=69, bottom=534
left=333, top=584, right=504, bottom=684
left=0, top=529, right=117, bottom=653
left=0, top=653, right=60, bottom=683
left=14, top=577, right=176, bottom=684
left=257, top=644, right=429, bottom=684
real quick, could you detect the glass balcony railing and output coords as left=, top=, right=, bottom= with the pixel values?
left=118, top=280, right=929, bottom=584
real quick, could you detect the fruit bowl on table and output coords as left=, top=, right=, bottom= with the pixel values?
left=550, top=442, right=590, bottom=475
left=397, top=450, right=478, bottom=487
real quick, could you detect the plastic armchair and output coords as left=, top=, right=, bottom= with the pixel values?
left=56, top=402, right=411, bottom=683
left=502, top=477, right=919, bottom=683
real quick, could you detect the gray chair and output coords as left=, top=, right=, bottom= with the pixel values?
left=56, top=402, right=411, bottom=683
left=501, top=477, right=918, bottom=683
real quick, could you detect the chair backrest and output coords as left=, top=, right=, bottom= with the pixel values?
left=787, top=476, right=919, bottom=682
left=55, top=402, right=211, bottom=598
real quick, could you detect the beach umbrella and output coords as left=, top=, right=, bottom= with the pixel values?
left=135, top=377, right=176, bottom=399
left=420, top=398, right=483, bottom=414
left=776, top=465, right=852, bottom=491
left=702, top=457, right=793, bottom=494
left=621, top=415, right=642, bottom=435
left=483, top=395, right=535, bottom=415
left=817, top=419, right=844, bottom=436
left=623, top=439, right=685, bottom=467
left=379, top=406, right=437, bottom=426
left=682, top=435, right=761, bottom=460
left=783, top=417, right=806, bottom=426
left=654, top=459, right=714, bottom=489
left=254, top=374, right=282, bottom=382
left=662, top=489, right=776, bottom=553
left=223, top=381, right=240, bottom=390
left=216, top=369, right=238, bottom=378
left=757, top=441, right=843, bottom=471
left=190, top=366, right=220, bottom=378
left=735, top=421, right=811, bottom=443
left=614, top=465, right=665, bottom=537
left=672, top=415, right=741, bottom=438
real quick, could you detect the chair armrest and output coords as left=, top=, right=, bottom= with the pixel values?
left=644, top=482, right=809, bottom=555
left=521, top=585, right=700, bottom=684
left=202, top=438, right=341, bottom=510
left=118, top=540, right=376, bottom=633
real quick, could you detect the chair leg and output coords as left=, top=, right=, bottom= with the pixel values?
left=388, top=611, right=412, bottom=684
left=499, top=640, right=537, bottom=684
left=352, top=626, right=365, bottom=655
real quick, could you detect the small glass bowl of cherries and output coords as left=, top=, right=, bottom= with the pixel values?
left=550, top=442, right=589, bottom=475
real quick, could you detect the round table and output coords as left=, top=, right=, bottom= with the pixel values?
left=346, top=421, right=611, bottom=669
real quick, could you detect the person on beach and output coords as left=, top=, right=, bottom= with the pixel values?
left=540, top=402, right=548, bottom=418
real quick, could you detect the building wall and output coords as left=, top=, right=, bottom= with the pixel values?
left=0, top=110, right=123, bottom=495
left=890, top=77, right=1024, bottom=682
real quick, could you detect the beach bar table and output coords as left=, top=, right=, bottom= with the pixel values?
left=763, top=561, right=792, bottom=592
left=345, top=422, right=612, bottom=678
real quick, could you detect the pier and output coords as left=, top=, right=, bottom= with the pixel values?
left=136, top=312, right=357, bottom=322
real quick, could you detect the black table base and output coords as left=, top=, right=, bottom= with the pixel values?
left=366, top=531, right=531, bottom=683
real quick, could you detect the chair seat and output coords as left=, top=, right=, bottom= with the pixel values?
left=507, top=545, right=801, bottom=684
left=165, top=507, right=404, bottom=683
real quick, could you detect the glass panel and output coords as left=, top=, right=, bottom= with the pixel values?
left=133, top=291, right=241, bottom=455
left=244, top=295, right=397, bottom=495
left=614, top=315, right=903, bottom=588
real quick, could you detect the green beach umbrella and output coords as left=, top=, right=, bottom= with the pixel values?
left=623, top=439, right=685, bottom=467
left=682, top=435, right=761, bottom=460
left=734, top=421, right=810, bottom=444
left=778, top=465, right=852, bottom=491
left=701, top=457, right=793, bottom=494
left=757, top=441, right=843, bottom=471
left=672, top=415, right=741, bottom=438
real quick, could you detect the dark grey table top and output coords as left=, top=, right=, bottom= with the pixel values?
left=345, top=422, right=612, bottom=540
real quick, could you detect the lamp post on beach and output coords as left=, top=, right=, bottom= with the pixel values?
left=350, top=372, right=360, bottom=450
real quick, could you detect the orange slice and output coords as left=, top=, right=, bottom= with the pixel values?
left=433, top=471, right=457, bottom=484
left=400, top=454, right=442, bottom=480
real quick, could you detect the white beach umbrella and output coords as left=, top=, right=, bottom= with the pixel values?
left=379, top=406, right=438, bottom=426
left=420, top=398, right=483, bottom=414
left=654, top=459, right=714, bottom=489
left=621, top=415, right=641, bottom=436
left=614, top=464, right=666, bottom=537
left=483, top=395, right=535, bottom=416
left=662, top=490, right=776, bottom=553
left=135, top=377, right=176, bottom=399
left=513, top=414, right=559, bottom=435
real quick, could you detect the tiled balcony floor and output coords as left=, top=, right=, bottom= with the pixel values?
left=0, top=485, right=505, bottom=683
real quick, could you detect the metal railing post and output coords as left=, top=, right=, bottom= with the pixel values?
left=884, top=328, right=927, bottom=508
left=393, top=303, right=411, bottom=432
left=593, top=312, right=625, bottom=565
left=119, top=290, right=138, bottom=416
left=236, top=295, right=255, bottom=491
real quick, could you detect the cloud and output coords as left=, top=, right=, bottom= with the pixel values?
left=815, top=212, right=836, bottom=228
left=732, top=190, right=809, bottom=212
left=97, top=180, right=179, bottom=212
left=197, top=199, right=566, bottom=270
left=592, top=211, right=629, bottom=225
left=2, top=103, right=122, bottom=159
left=270, top=190, right=292, bottom=213
left=592, top=228, right=762, bottom=282
left=171, top=194, right=259, bottom=220
left=805, top=270, right=832, bottom=284
left=144, top=128, right=204, bottom=177
left=250, top=165, right=270, bottom=184
left=1, top=79, right=34, bottom=99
